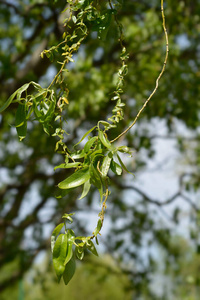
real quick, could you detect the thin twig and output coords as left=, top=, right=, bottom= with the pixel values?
left=111, top=0, right=169, bottom=143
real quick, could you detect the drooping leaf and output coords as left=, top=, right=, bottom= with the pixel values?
left=58, top=167, right=90, bottom=189
left=86, top=240, right=98, bottom=256
left=63, top=255, right=76, bottom=285
left=79, top=179, right=91, bottom=200
left=117, top=154, right=134, bottom=176
left=74, top=125, right=96, bottom=147
left=15, top=103, right=27, bottom=127
left=0, top=90, right=18, bottom=113
left=89, top=163, right=103, bottom=202
left=53, top=234, right=68, bottom=282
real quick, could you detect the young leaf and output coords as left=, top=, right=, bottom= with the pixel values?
left=93, top=219, right=102, bottom=236
left=53, top=234, right=68, bottom=282
left=63, top=256, right=76, bottom=285
left=110, top=160, right=122, bottom=175
left=58, top=167, right=90, bottom=190
left=75, top=246, right=85, bottom=260
left=98, top=130, right=111, bottom=149
left=78, top=179, right=91, bottom=200
left=74, top=126, right=96, bottom=147
left=86, top=240, right=98, bottom=256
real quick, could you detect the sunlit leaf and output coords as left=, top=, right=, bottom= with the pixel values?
left=58, top=167, right=90, bottom=189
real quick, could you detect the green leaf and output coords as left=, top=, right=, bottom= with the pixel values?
left=110, top=160, right=122, bottom=175
left=117, top=154, right=134, bottom=176
left=89, top=163, right=101, bottom=189
left=54, top=162, right=81, bottom=171
left=15, top=103, right=27, bottom=127
left=101, top=152, right=113, bottom=178
left=98, top=130, right=111, bottom=149
left=53, top=234, right=68, bottom=282
left=64, top=230, right=75, bottom=266
left=86, top=240, right=98, bottom=256
left=75, top=246, right=85, bottom=260
left=84, top=136, right=97, bottom=153
left=51, top=223, right=64, bottom=253
left=62, top=213, right=75, bottom=224
left=79, top=179, right=91, bottom=200
left=58, top=167, right=90, bottom=190
left=117, top=145, right=133, bottom=156
left=71, top=150, right=86, bottom=159
left=93, top=219, right=102, bottom=236
left=74, top=126, right=96, bottom=147
left=63, top=256, right=76, bottom=286
left=16, top=83, right=30, bottom=101
left=0, top=90, right=18, bottom=113
left=15, top=103, right=27, bottom=141
left=52, top=223, right=65, bottom=237
left=89, top=163, right=103, bottom=202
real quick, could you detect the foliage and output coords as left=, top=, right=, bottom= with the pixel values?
left=0, top=0, right=200, bottom=297
left=1, top=0, right=168, bottom=284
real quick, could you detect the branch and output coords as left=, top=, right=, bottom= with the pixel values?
left=112, top=179, right=180, bottom=206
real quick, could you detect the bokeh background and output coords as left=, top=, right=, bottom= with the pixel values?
left=0, top=0, right=200, bottom=299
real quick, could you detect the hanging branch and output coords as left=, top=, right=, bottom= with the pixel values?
left=110, top=0, right=169, bottom=143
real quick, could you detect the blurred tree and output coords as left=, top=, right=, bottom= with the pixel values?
left=0, top=0, right=200, bottom=298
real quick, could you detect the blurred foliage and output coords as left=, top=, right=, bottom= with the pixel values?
left=0, top=0, right=200, bottom=298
